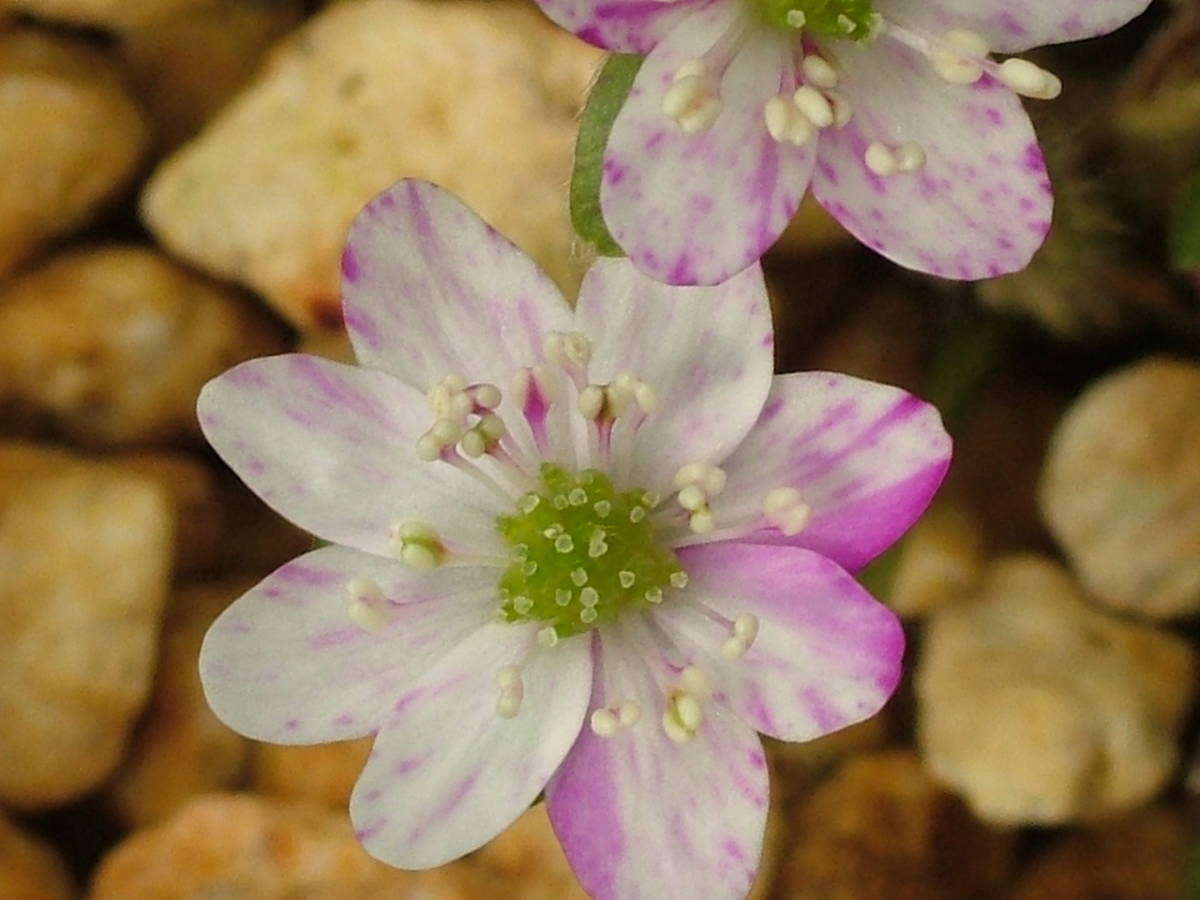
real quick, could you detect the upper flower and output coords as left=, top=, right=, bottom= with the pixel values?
left=197, top=180, right=951, bottom=900
left=540, top=0, right=1152, bottom=285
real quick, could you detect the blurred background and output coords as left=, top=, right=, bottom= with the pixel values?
left=0, top=0, right=1197, bottom=896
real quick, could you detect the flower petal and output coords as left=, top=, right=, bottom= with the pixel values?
left=601, top=6, right=814, bottom=285
left=662, top=542, right=905, bottom=742
left=709, top=372, right=950, bottom=572
left=811, top=37, right=1052, bottom=280
left=547, top=626, right=768, bottom=900
left=342, top=180, right=572, bottom=393
left=882, top=0, right=1152, bottom=53
left=350, top=624, right=592, bottom=868
left=574, top=258, right=773, bottom=493
left=534, top=0, right=702, bottom=54
left=197, top=354, right=508, bottom=558
left=199, top=545, right=497, bottom=744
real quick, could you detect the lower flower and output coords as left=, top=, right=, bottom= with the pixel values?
left=197, top=179, right=951, bottom=900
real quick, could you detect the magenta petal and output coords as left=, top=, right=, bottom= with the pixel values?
left=547, top=630, right=768, bottom=900
left=342, top=180, right=572, bottom=393
left=663, top=542, right=904, bottom=742
left=712, top=372, right=951, bottom=572
left=199, top=545, right=497, bottom=744
left=601, top=6, right=814, bottom=285
left=350, top=625, right=592, bottom=868
left=812, top=37, right=1051, bottom=280
left=534, top=0, right=702, bottom=53
left=882, top=0, right=1153, bottom=53
left=197, top=354, right=507, bottom=558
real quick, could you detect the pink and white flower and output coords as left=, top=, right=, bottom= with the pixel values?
left=197, top=180, right=951, bottom=900
left=539, top=0, right=1151, bottom=285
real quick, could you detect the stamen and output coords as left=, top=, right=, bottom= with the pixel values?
left=764, top=95, right=816, bottom=146
left=864, top=141, right=898, bottom=176
left=663, top=60, right=722, bottom=133
left=928, top=28, right=989, bottom=85
left=389, top=520, right=445, bottom=569
left=680, top=665, right=712, bottom=701
left=618, top=700, right=642, bottom=727
left=793, top=84, right=834, bottom=128
left=802, top=54, right=839, bottom=89
left=763, top=486, right=812, bottom=535
left=662, top=689, right=705, bottom=743
left=999, top=57, right=1062, bottom=100
left=345, top=577, right=390, bottom=632
left=590, top=699, right=644, bottom=737
left=673, top=463, right=725, bottom=533
left=495, top=664, right=525, bottom=718
left=720, top=612, right=761, bottom=661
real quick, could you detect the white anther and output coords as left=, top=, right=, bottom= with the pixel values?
left=929, top=28, right=989, bottom=84
left=999, top=57, right=1061, bottom=99
left=793, top=85, right=834, bottom=128
left=460, top=429, right=486, bottom=458
left=689, top=508, right=716, bottom=534
left=496, top=665, right=523, bottom=689
left=674, top=462, right=708, bottom=489
left=787, top=110, right=816, bottom=146
left=828, top=91, right=853, bottom=126
left=618, top=570, right=636, bottom=589
left=721, top=636, right=749, bottom=661
left=634, top=382, right=660, bottom=414
left=864, top=141, right=898, bottom=176
left=400, top=542, right=440, bottom=571
left=578, top=385, right=605, bottom=420
left=591, top=707, right=620, bottom=737
left=346, top=577, right=390, bottom=632
left=764, top=95, right=793, bottom=143
left=580, top=586, right=600, bottom=608
left=618, top=700, right=642, bottom=727
left=663, top=65, right=722, bottom=133
left=470, top=383, right=502, bottom=409
left=432, top=418, right=463, bottom=444
left=895, top=141, right=927, bottom=173
left=663, top=690, right=705, bottom=742
left=390, top=520, right=444, bottom=569
left=415, top=432, right=443, bottom=461
left=763, top=486, right=812, bottom=536
left=734, top=613, right=760, bottom=644
left=681, top=665, right=713, bottom=702
left=785, top=8, right=805, bottom=27
left=496, top=685, right=524, bottom=718
left=537, top=626, right=560, bottom=648
left=700, top=466, right=726, bottom=497
left=677, top=483, right=708, bottom=512
left=802, top=55, right=839, bottom=89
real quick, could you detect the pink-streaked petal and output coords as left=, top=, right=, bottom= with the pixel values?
left=812, top=37, right=1051, bottom=280
left=710, top=372, right=950, bottom=572
left=535, top=0, right=702, bottom=53
left=350, top=625, right=592, bottom=868
left=197, top=354, right=507, bottom=558
left=662, top=542, right=904, bottom=742
left=547, top=626, right=768, bottom=900
left=881, top=0, right=1152, bottom=53
left=342, top=180, right=572, bottom=393
left=601, top=7, right=814, bottom=285
left=199, top=545, right=497, bottom=744
left=574, top=258, right=773, bottom=494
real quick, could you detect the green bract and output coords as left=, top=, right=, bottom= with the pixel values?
left=496, top=464, right=683, bottom=638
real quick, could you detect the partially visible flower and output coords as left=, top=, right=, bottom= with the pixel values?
left=197, top=180, right=951, bottom=900
left=539, top=0, right=1151, bottom=285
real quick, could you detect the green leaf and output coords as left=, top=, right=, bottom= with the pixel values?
left=1168, top=169, right=1200, bottom=271
left=570, top=53, right=642, bottom=257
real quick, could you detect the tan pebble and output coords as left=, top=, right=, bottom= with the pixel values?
left=0, top=246, right=287, bottom=448
left=0, top=0, right=202, bottom=29
left=89, top=793, right=497, bottom=899
left=775, top=749, right=1015, bottom=900
left=109, top=578, right=256, bottom=827
left=0, top=810, right=75, bottom=900
left=142, top=0, right=603, bottom=331
left=0, top=31, right=147, bottom=279
left=1041, top=356, right=1200, bottom=619
left=253, top=738, right=373, bottom=811
left=1011, top=807, right=1189, bottom=900
left=0, top=442, right=172, bottom=809
left=917, top=556, right=1197, bottom=826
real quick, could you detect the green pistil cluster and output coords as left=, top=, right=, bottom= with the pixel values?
left=496, top=464, right=684, bottom=639
left=756, top=0, right=880, bottom=39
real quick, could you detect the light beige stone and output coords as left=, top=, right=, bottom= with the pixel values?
left=888, top=497, right=985, bottom=618
left=0, top=31, right=147, bottom=278
left=142, top=0, right=602, bottom=332
left=253, top=738, right=373, bottom=812
left=115, top=452, right=222, bottom=575
left=0, top=0, right=201, bottom=29
left=110, top=579, right=253, bottom=827
left=1041, top=356, right=1200, bottom=619
left=917, top=556, right=1197, bottom=826
left=89, top=793, right=501, bottom=899
left=0, top=810, right=75, bottom=900
left=774, top=750, right=1015, bottom=900
left=0, top=246, right=286, bottom=448
left=119, top=0, right=302, bottom=149
left=0, top=443, right=173, bottom=809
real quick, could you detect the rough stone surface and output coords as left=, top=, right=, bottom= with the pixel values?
left=89, top=793, right=500, bottom=899
left=917, top=556, right=1197, bottom=826
left=0, top=443, right=172, bottom=809
left=0, top=811, right=75, bottom=900
left=142, top=0, right=602, bottom=331
left=253, top=738, right=372, bottom=812
left=1041, top=356, right=1200, bottom=619
left=774, top=750, right=1014, bottom=900
left=110, top=579, right=253, bottom=827
left=888, top=497, right=985, bottom=619
left=0, top=246, right=286, bottom=448
left=0, top=31, right=147, bottom=278
left=1011, top=808, right=1189, bottom=900
left=0, top=0, right=201, bottom=29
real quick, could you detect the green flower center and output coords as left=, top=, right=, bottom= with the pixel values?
left=754, top=0, right=880, bottom=38
left=495, top=464, right=685, bottom=640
